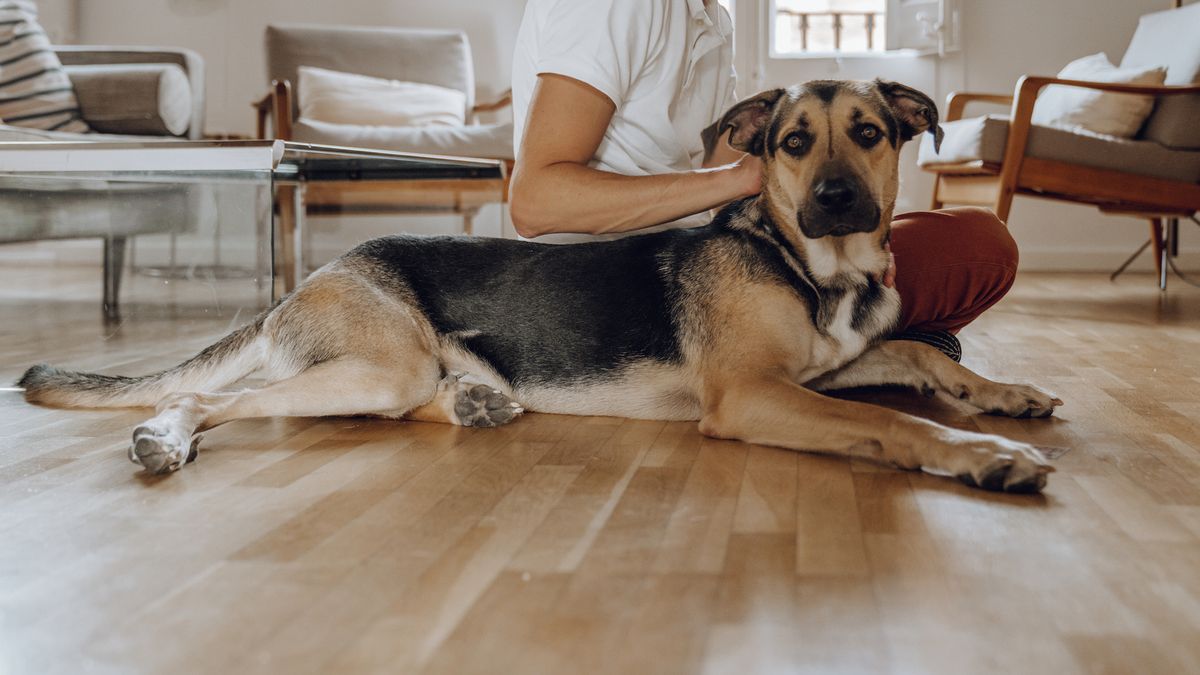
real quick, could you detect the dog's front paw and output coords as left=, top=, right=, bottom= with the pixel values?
left=130, top=424, right=198, bottom=474
left=964, top=382, right=1063, bottom=418
left=952, top=436, right=1053, bottom=494
left=453, top=384, right=524, bottom=428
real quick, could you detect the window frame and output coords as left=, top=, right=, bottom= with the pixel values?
left=765, top=0, right=960, bottom=61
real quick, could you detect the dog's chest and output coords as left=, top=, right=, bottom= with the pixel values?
left=799, top=283, right=901, bottom=381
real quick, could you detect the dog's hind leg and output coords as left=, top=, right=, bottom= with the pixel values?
left=130, top=356, right=441, bottom=474
left=807, top=340, right=1064, bottom=419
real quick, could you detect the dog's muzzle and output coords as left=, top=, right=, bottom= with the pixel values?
left=799, top=176, right=881, bottom=238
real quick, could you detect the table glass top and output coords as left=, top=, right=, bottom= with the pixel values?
left=0, top=139, right=505, bottom=182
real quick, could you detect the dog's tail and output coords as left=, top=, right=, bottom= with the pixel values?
left=18, top=312, right=269, bottom=409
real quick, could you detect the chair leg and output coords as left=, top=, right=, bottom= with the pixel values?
left=992, top=185, right=1015, bottom=222
left=275, top=184, right=298, bottom=296
left=930, top=174, right=944, bottom=210
left=103, top=236, right=127, bottom=321
left=1147, top=214, right=1166, bottom=289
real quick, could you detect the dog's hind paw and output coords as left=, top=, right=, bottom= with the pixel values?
left=453, top=383, right=524, bottom=428
left=130, top=424, right=198, bottom=474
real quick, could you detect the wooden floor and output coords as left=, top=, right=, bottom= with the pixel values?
left=3, top=264, right=1200, bottom=674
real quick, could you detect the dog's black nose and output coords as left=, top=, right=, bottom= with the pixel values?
left=813, top=178, right=858, bottom=213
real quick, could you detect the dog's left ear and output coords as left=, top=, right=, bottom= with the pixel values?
left=702, top=88, right=785, bottom=160
left=875, top=79, right=943, bottom=152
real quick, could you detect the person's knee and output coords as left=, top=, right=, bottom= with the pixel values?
left=949, top=207, right=1018, bottom=274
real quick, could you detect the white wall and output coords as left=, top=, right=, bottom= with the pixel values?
left=29, top=0, right=76, bottom=42
left=75, top=0, right=1196, bottom=271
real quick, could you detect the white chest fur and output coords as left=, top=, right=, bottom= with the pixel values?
left=798, top=284, right=901, bottom=382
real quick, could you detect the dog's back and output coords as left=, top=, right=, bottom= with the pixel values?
left=344, top=230, right=703, bottom=388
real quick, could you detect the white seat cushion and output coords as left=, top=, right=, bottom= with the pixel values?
left=0, top=122, right=161, bottom=142
left=919, top=114, right=1200, bottom=183
left=292, top=118, right=514, bottom=161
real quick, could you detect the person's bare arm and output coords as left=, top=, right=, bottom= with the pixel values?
left=509, top=74, right=762, bottom=238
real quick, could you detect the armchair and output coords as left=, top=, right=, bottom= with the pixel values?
left=253, top=24, right=514, bottom=160
left=919, top=1, right=1200, bottom=289
left=252, top=25, right=513, bottom=286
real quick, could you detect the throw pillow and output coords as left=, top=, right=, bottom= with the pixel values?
left=297, top=66, right=466, bottom=128
left=1031, top=52, right=1165, bottom=138
left=0, top=1, right=90, bottom=132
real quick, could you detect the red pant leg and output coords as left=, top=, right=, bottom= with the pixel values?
left=890, top=207, right=1018, bottom=334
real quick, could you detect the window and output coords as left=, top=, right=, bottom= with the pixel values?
left=774, top=0, right=885, bottom=55
left=771, top=0, right=960, bottom=57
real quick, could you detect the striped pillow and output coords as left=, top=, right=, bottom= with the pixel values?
left=0, top=1, right=89, bottom=132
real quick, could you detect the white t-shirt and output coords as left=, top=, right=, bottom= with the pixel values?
left=512, top=0, right=737, bottom=243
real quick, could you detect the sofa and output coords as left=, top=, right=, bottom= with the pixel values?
left=0, top=46, right=207, bottom=319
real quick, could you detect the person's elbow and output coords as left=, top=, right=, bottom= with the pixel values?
left=508, top=168, right=558, bottom=238
left=508, top=181, right=544, bottom=238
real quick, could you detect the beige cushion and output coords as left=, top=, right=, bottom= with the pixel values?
left=0, top=3, right=90, bottom=133
left=292, top=118, right=514, bottom=161
left=297, top=66, right=465, bottom=128
left=55, top=46, right=206, bottom=140
left=65, top=63, right=191, bottom=136
left=1032, top=53, right=1164, bottom=138
left=918, top=114, right=1200, bottom=183
left=266, top=25, right=475, bottom=118
left=1120, top=3, right=1200, bottom=149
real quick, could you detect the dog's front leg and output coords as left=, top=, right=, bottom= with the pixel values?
left=699, top=374, right=1053, bottom=493
left=808, top=340, right=1064, bottom=419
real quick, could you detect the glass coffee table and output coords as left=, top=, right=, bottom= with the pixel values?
left=0, top=140, right=507, bottom=319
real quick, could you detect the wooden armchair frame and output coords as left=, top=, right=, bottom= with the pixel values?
left=925, top=77, right=1200, bottom=285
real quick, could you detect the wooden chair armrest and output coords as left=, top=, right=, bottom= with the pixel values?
left=251, top=80, right=295, bottom=141
left=1015, top=76, right=1200, bottom=97
left=945, top=91, right=1013, bottom=121
left=990, top=75, right=1200, bottom=216
left=472, top=89, right=512, bottom=115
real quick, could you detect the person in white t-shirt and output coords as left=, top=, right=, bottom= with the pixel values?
left=509, top=0, right=1019, bottom=347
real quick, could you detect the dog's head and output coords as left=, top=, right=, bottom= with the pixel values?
left=704, top=79, right=942, bottom=245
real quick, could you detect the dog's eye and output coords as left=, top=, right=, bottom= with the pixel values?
left=856, top=124, right=882, bottom=146
left=782, top=132, right=810, bottom=154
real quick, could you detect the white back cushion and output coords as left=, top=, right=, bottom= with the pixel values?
left=297, top=66, right=466, bottom=129
left=1031, top=53, right=1164, bottom=139
left=1120, top=2, right=1200, bottom=149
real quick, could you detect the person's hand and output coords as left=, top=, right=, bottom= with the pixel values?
left=883, top=241, right=896, bottom=288
left=728, top=153, right=764, bottom=198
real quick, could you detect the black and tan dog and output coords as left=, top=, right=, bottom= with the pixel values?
left=19, top=79, right=1062, bottom=492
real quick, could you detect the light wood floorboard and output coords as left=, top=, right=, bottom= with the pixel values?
left=2, top=264, right=1199, bottom=674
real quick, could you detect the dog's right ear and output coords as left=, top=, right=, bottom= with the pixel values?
left=702, top=89, right=785, bottom=160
